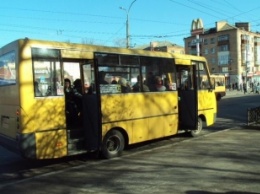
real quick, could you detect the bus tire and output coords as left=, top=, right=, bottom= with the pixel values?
left=190, top=117, right=203, bottom=137
left=101, top=130, right=125, bottom=159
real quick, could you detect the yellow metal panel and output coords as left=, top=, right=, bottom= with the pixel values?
left=174, top=58, right=191, bottom=65
left=61, top=49, right=94, bottom=59
left=198, top=90, right=217, bottom=126
left=162, top=115, right=178, bottom=136
left=35, top=129, right=67, bottom=159
left=20, top=97, right=65, bottom=133
left=101, top=92, right=179, bottom=144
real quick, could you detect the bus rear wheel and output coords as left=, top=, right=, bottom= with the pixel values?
left=101, top=130, right=125, bottom=159
left=190, top=117, right=203, bottom=137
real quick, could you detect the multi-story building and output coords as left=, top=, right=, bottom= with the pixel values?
left=184, top=19, right=260, bottom=88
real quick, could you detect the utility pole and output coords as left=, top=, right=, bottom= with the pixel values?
left=119, top=0, right=137, bottom=48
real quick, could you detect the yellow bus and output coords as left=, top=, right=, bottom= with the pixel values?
left=0, top=38, right=216, bottom=159
left=210, top=74, right=226, bottom=101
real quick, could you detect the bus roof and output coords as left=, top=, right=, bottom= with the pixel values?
left=1, top=38, right=207, bottom=63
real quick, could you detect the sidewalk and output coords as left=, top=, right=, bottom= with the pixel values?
left=0, top=127, right=259, bottom=194
left=225, top=89, right=259, bottom=96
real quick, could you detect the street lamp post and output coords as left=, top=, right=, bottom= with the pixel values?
left=120, top=0, right=137, bottom=48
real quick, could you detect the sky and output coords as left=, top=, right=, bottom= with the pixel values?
left=1, top=0, right=260, bottom=48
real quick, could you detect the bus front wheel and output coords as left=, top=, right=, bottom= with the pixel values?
left=101, top=130, right=125, bottom=159
left=190, top=117, right=203, bottom=137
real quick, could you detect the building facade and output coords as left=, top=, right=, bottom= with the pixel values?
left=184, top=19, right=260, bottom=88
left=141, top=41, right=185, bottom=54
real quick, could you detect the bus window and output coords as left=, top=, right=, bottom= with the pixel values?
left=177, top=67, right=194, bottom=90
left=140, top=57, right=176, bottom=92
left=63, top=62, right=81, bottom=88
left=82, top=63, right=94, bottom=94
left=95, top=54, right=176, bottom=93
left=210, top=74, right=226, bottom=101
left=95, top=53, right=139, bottom=94
left=195, top=61, right=211, bottom=90
left=32, top=48, right=63, bottom=97
left=0, top=51, right=16, bottom=86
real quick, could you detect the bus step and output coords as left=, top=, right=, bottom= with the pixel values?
left=68, top=149, right=88, bottom=156
left=68, top=138, right=86, bottom=151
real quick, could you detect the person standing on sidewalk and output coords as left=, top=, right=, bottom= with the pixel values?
left=243, top=82, right=247, bottom=94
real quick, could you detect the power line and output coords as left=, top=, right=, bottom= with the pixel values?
left=1, top=2, right=260, bottom=47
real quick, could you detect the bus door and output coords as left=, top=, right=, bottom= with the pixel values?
left=81, top=62, right=101, bottom=151
left=177, top=65, right=198, bottom=130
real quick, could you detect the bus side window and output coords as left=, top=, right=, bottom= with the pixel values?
left=32, top=48, right=62, bottom=97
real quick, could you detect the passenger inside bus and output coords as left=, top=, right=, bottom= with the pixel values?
left=98, top=71, right=109, bottom=84
left=164, top=78, right=173, bottom=91
left=132, top=75, right=149, bottom=92
left=64, top=78, right=76, bottom=126
left=64, top=78, right=73, bottom=97
left=111, top=76, right=118, bottom=84
left=118, top=77, right=131, bottom=93
left=155, top=76, right=166, bottom=91
left=72, top=79, right=83, bottom=113
left=146, top=72, right=157, bottom=91
left=64, top=78, right=83, bottom=127
left=45, top=86, right=53, bottom=96
left=34, top=81, right=42, bottom=97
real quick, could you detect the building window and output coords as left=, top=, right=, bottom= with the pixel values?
left=218, top=55, right=229, bottom=65
left=218, top=35, right=229, bottom=41
left=255, top=45, right=260, bottom=65
left=211, top=48, right=215, bottom=54
left=191, top=39, right=197, bottom=46
left=204, top=39, right=208, bottom=45
left=222, top=67, right=228, bottom=72
left=211, top=58, right=216, bottom=64
left=218, top=45, right=229, bottom=52
left=241, top=34, right=249, bottom=40
left=254, top=37, right=260, bottom=43
left=189, top=49, right=197, bottom=55
left=204, top=48, right=208, bottom=55
left=210, top=38, right=215, bottom=44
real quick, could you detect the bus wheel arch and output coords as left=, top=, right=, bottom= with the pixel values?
left=101, top=128, right=128, bottom=159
